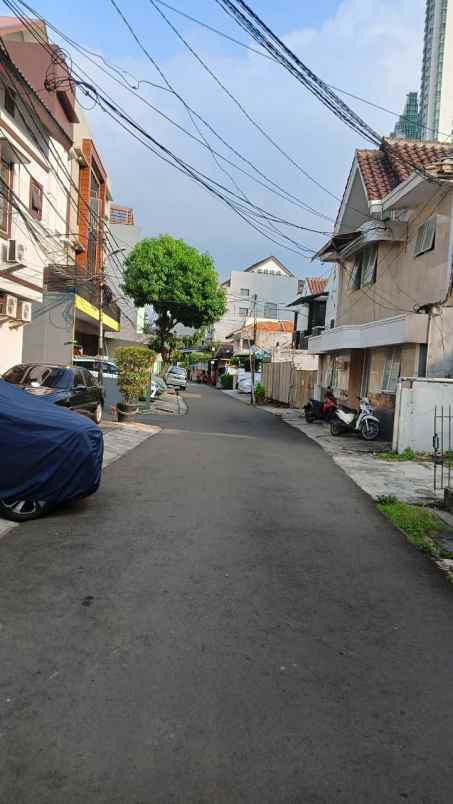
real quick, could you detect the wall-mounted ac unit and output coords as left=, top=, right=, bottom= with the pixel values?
left=0, top=243, right=7, bottom=262
left=0, top=294, right=18, bottom=318
left=17, top=242, right=26, bottom=262
left=18, top=300, right=32, bottom=322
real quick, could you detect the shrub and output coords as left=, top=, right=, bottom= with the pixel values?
left=220, top=373, right=234, bottom=389
left=255, top=382, right=265, bottom=403
left=114, top=346, right=155, bottom=403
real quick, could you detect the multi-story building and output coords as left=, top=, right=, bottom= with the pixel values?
left=391, top=92, right=421, bottom=140
left=104, top=204, right=146, bottom=354
left=419, top=0, right=453, bottom=141
left=308, top=137, right=453, bottom=437
left=12, top=21, right=122, bottom=365
left=0, top=19, right=78, bottom=372
left=208, top=256, right=300, bottom=344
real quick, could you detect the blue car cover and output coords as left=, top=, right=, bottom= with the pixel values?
left=0, top=379, right=103, bottom=505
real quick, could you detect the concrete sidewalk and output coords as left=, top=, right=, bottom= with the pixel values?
left=223, top=390, right=441, bottom=505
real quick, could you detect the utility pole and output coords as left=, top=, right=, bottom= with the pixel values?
left=97, top=272, right=104, bottom=386
left=250, top=293, right=257, bottom=406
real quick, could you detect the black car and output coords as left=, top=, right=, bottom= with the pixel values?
left=2, top=363, right=104, bottom=424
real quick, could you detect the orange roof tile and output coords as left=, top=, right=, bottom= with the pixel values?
left=357, top=138, right=453, bottom=201
left=304, top=277, right=327, bottom=296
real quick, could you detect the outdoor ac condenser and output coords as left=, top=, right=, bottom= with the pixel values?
left=0, top=294, right=18, bottom=318
left=18, top=301, right=32, bottom=322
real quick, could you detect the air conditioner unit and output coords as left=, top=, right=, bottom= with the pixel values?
left=0, top=243, right=7, bottom=262
left=16, top=242, right=26, bottom=262
left=7, top=239, right=16, bottom=263
left=18, top=300, right=32, bottom=322
left=0, top=294, right=18, bottom=318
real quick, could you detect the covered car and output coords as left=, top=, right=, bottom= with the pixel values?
left=0, top=379, right=103, bottom=521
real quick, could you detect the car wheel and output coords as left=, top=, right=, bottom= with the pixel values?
left=305, top=411, right=315, bottom=423
left=94, top=402, right=103, bottom=424
left=0, top=498, right=48, bottom=522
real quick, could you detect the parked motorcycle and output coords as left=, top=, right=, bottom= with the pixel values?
left=304, top=389, right=337, bottom=423
left=330, top=397, right=380, bottom=441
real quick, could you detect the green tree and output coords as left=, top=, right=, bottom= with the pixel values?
left=122, top=235, right=225, bottom=361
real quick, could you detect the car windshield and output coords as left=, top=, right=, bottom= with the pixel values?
left=3, top=365, right=73, bottom=389
left=169, top=367, right=186, bottom=374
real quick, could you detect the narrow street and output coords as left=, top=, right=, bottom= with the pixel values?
left=2, top=385, right=453, bottom=803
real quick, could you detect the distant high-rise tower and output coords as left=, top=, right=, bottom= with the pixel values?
left=391, top=92, right=420, bottom=139
left=419, top=0, right=453, bottom=141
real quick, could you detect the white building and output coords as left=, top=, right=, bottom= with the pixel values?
left=0, top=22, right=76, bottom=373
left=208, top=256, right=300, bottom=344
left=419, top=0, right=453, bottom=141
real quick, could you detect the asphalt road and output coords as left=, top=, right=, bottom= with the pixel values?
left=2, top=385, right=453, bottom=803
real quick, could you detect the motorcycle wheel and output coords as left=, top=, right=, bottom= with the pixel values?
left=361, top=420, right=380, bottom=441
left=305, top=410, right=315, bottom=423
left=330, top=419, right=344, bottom=437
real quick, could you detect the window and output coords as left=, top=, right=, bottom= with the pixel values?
left=239, top=306, right=249, bottom=317
left=382, top=347, right=401, bottom=393
left=0, top=158, right=11, bottom=238
left=414, top=216, right=436, bottom=256
left=82, top=369, right=96, bottom=387
left=73, top=370, right=85, bottom=388
left=263, top=302, right=278, bottom=318
left=4, top=87, right=15, bottom=117
left=349, top=245, right=377, bottom=290
left=30, top=178, right=43, bottom=220
left=240, top=288, right=250, bottom=297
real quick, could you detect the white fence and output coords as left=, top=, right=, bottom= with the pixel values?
left=393, top=377, right=453, bottom=453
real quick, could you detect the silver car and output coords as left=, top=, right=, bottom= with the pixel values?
left=166, top=366, right=187, bottom=390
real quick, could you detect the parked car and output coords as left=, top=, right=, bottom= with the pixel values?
left=165, top=366, right=187, bottom=390
left=0, top=378, right=103, bottom=521
left=2, top=363, right=104, bottom=424
left=73, top=356, right=118, bottom=379
left=151, top=375, right=167, bottom=395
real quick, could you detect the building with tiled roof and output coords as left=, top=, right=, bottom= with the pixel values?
left=309, top=135, right=453, bottom=440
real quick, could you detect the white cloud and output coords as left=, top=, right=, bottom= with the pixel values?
left=81, top=0, right=425, bottom=279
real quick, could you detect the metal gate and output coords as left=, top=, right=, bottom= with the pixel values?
left=433, top=405, right=453, bottom=491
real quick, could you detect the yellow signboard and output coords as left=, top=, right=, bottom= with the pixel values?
left=75, top=294, right=120, bottom=332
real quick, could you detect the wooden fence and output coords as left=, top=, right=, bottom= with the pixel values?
left=262, top=362, right=316, bottom=408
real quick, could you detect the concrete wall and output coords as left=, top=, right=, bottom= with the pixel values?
left=0, top=324, right=23, bottom=373
left=393, top=377, right=453, bottom=453
left=338, top=190, right=453, bottom=327
left=22, top=293, right=74, bottom=365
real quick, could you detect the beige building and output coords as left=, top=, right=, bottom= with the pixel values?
left=309, top=138, right=453, bottom=436
left=227, top=319, right=294, bottom=357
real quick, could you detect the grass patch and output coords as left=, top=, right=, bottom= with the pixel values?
left=377, top=498, right=453, bottom=559
left=376, top=448, right=420, bottom=462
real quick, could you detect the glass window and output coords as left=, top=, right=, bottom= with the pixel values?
left=73, top=370, right=85, bottom=387
left=263, top=302, right=278, bottom=318
left=240, top=288, right=250, bottom=297
left=30, top=178, right=43, bottom=220
left=414, top=216, right=436, bottom=256
left=382, top=347, right=401, bottom=393
left=3, top=364, right=72, bottom=389
left=349, top=245, right=377, bottom=289
left=0, top=158, right=11, bottom=236
left=82, top=369, right=96, bottom=387
left=239, top=307, right=249, bottom=317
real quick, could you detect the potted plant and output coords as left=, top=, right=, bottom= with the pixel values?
left=114, top=346, right=155, bottom=423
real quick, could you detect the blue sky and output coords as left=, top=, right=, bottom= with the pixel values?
left=2, top=0, right=427, bottom=278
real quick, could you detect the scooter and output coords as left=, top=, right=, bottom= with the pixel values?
left=330, top=396, right=380, bottom=441
left=304, top=389, right=337, bottom=423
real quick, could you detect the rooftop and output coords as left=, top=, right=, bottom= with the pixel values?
left=357, top=138, right=453, bottom=201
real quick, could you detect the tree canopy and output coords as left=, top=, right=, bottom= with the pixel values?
left=122, top=235, right=225, bottom=359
